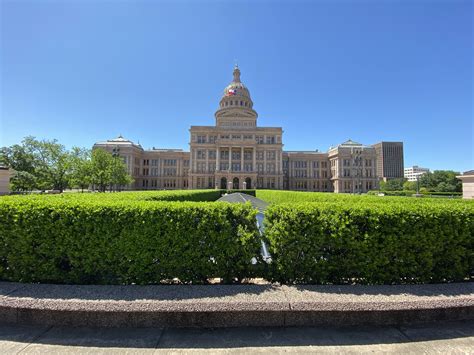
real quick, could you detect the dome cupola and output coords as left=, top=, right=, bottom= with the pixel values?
left=218, top=65, right=254, bottom=109
left=215, top=65, right=258, bottom=128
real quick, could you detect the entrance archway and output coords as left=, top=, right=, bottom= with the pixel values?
left=220, top=177, right=227, bottom=189
left=232, top=177, right=239, bottom=189
left=245, top=177, right=252, bottom=189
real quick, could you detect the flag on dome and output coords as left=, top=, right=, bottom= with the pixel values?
left=226, top=89, right=237, bottom=96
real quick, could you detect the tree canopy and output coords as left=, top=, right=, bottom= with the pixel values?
left=378, top=171, right=462, bottom=193
left=0, top=137, right=133, bottom=192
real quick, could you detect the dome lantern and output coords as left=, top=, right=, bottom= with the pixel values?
left=233, top=65, right=241, bottom=83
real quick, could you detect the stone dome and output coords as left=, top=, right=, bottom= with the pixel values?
left=218, top=65, right=254, bottom=109
left=222, top=66, right=251, bottom=99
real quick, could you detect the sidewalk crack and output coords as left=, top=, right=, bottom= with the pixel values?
left=17, top=325, right=54, bottom=354
left=154, top=327, right=166, bottom=349
left=395, top=326, right=414, bottom=342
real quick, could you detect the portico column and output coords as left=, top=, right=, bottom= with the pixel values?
left=280, top=150, right=283, bottom=173
left=264, top=150, right=267, bottom=175
left=240, top=147, right=244, bottom=172
left=216, top=146, right=219, bottom=171
left=228, top=147, right=231, bottom=171
left=253, top=148, right=256, bottom=172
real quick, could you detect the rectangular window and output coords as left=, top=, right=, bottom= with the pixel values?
left=266, top=151, right=276, bottom=160
left=197, top=150, right=206, bottom=159
left=266, top=136, right=275, bottom=144
left=266, top=163, right=275, bottom=173
left=164, top=159, right=177, bottom=166
left=220, top=150, right=229, bottom=159
left=231, top=151, right=241, bottom=160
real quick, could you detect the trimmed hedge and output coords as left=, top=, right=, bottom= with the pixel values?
left=264, top=202, right=474, bottom=284
left=367, top=190, right=462, bottom=197
left=256, top=190, right=468, bottom=204
left=0, top=195, right=261, bottom=284
left=1, top=190, right=472, bottom=285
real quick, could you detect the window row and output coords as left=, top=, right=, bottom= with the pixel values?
left=141, top=179, right=182, bottom=189
left=220, top=100, right=252, bottom=108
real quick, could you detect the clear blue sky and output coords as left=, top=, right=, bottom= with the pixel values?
left=1, top=0, right=472, bottom=172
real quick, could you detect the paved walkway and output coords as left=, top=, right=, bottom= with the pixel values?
left=1, top=320, right=473, bottom=354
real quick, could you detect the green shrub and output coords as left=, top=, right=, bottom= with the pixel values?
left=264, top=202, right=474, bottom=284
left=1, top=190, right=472, bottom=285
left=0, top=193, right=261, bottom=284
left=257, top=190, right=468, bottom=204
left=367, top=190, right=462, bottom=197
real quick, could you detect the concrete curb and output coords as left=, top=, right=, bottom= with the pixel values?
left=0, top=282, right=473, bottom=328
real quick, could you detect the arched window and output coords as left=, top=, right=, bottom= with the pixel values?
left=240, top=101, right=243, bottom=106
left=225, top=101, right=228, bottom=106
left=230, top=101, right=233, bottom=105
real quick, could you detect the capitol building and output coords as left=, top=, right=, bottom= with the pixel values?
left=94, top=66, right=404, bottom=193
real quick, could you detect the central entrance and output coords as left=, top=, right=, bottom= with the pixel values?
left=245, top=177, right=252, bottom=189
left=220, top=177, right=227, bottom=189
left=232, top=177, right=239, bottom=189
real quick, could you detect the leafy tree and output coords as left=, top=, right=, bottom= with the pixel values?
left=1, top=137, right=133, bottom=194
left=0, top=143, right=36, bottom=174
left=40, top=139, right=72, bottom=192
left=403, top=180, right=417, bottom=191
left=90, top=149, right=133, bottom=192
left=9, top=171, right=37, bottom=192
left=419, top=170, right=461, bottom=192
left=380, top=178, right=405, bottom=191
left=70, top=147, right=92, bottom=192
left=109, top=156, right=134, bottom=191
left=90, top=148, right=113, bottom=192
left=1, top=136, right=73, bottom=192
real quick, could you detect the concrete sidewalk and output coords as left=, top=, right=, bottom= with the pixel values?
left=0, top=281, right=473, bottom=328
left=1, top=321, right=473, bottom=354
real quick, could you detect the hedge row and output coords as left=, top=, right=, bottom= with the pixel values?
left=367, top=190, right=462, bottom=197
left=256, top=190, right=468, bottom=205
left=0, top=196, right=261, bottom=284
left=144, top=189, right=256, bottom=201
left=264, top=202, right=474, bottom=284
left=1, top=191, right=473, bottom=285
